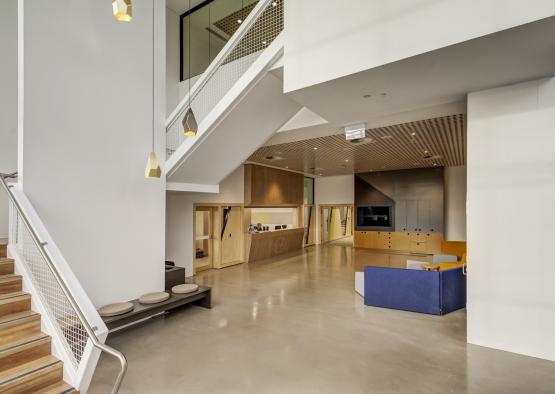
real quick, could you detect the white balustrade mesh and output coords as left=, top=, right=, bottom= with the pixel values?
left=166, top=0, right=283, bottom=158
left=10, top=203, right=88, bottom=369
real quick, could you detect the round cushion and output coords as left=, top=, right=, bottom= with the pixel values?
left=172, top=283, right=199, bottom=294
left=139, top=292, right=170, bottom=305
left=98, top=302, right=134, bottom=317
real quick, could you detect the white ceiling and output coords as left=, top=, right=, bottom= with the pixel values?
left=271, top=15, right=555, bottom=146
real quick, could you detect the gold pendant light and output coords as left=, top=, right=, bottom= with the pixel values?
left=145, top=152, right=162, bottom=178
left=182, top=108, right=198, bottom=137
left=183, top=0, right=198, bottom=137
left=112, top=0, right=132, bottom=22
left=145, top=0, right=161, bottom=179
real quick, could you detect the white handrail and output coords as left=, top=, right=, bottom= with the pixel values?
left=0, top=172, right=127, bottom=394
left=165, top=0, right=273, bottom=131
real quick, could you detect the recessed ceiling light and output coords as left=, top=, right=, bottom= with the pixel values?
left=237, top=19, right=242, bottom=24
left=424, top=150, right=429, bottom=154
left=285, top=166, right=289, bottom=169
left=262, top=40, right=267, bottom=45
left=363, top=94, right=372, bottom=99
left=345, top=159, right=349, bottom=162
left=313, top=147, right=318, bottom=150
left=272, top=1, right=277, bottom=6
left=411, top=132, right=416, bottom=136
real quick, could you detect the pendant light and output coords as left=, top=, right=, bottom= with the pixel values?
left=112, top=0, right=132, bottom=22
left=145, top=0, right=161, bottom=179
left=183, top=0, right=198, bottom=137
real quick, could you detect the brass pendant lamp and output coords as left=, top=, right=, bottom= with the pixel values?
left=112, top=0, right=132, bottom=22
left=183, top=0, right=198, bottom=137
left=145, top=0, right=161, bottom=179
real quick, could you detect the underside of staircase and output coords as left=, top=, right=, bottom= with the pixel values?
left=0, top=243, right=78, bottom=394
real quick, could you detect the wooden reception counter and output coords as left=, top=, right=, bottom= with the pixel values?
left=246, top=228, right=304, bottom=263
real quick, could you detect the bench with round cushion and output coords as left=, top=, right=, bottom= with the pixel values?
left=98, top=302, right=134, bottom=317
left=139, top=291, right=170, bottom=305
left=172, top=283, right=199, bottom=294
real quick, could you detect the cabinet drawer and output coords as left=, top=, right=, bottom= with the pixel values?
left=410, top=241, right=427, bottom=253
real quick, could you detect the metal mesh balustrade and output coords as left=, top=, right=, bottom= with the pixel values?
left=10, top=204, right=88, bottom=369
left=166, top=0, right=283, bottom=158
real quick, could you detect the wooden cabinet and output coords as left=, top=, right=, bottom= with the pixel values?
left=244, top=164, right=304, bottom=206
left=410, top=241, right=427, bottom=253
left=354, top=231, right=373, bottom=248
left=355, top=230, right=443, bottom=255
left=390, top=232, right=410, bottom=251
left=426, top=232, right=443, bottom=254
left=354, top=231, right=366, bottom=248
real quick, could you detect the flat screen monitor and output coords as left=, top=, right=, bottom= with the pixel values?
left=357, top=206, right=392, bottom=227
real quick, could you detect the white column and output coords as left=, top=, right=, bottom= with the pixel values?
left=21, top=0, right=166, bottom=307
left=467, top=77, right=555, bottom=361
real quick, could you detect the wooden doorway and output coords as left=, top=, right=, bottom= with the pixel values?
left=220, top=205, right=243, bottom=267
left=193, top=206, right=217, bottom=273
left=194, top=203, right=245, bottom=272
left=319, top=204, right=354, bottom=244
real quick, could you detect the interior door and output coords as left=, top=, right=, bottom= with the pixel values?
left=221, top=206, right=242, bottom=264
left=194, top=208, right=212, bottom=272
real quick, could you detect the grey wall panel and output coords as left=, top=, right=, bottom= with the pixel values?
left=355, top=168, right=444, bottom=233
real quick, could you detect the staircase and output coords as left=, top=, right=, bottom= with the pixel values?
left=0, top=244, right=78, bottom=393
left=165, top=0, right=302, bottom=189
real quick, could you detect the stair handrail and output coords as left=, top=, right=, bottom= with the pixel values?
left=0, top=172, right=127, bottom=394
left=165, top=0, right=274, bottom=132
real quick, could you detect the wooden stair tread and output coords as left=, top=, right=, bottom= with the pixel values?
left=0, top=334, right=51, bottom=373
left=0, top=309, right=37, bottom=325
left=0, top=291, right=27, bottom=301
left=35, top=381, right=77, bottom=394
left=0, top=274, right=21, bottom=282
left=0, top=332, right=49, bottom=353
left=0, top=354, right=61, bottom=383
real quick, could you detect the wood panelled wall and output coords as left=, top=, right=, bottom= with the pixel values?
left=244, top=164, right=304, bottom=207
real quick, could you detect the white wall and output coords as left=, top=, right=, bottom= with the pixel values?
left=314, top=175, right=354, bottom=243
left=166, top=165, right=244, bottom=275
left=21, top=0, right=166, bottom=307
left=467, top=77, right=555, bottom=361
left=444, top=166, right=467, bottom=241
left=0, top=0, right=18, bottom=240
left=166, top=7, right=180, bottom=116
left=284, top=0, right=555, bottom=92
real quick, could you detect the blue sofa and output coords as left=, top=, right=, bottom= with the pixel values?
left=363, top=266, right=466, bottom=315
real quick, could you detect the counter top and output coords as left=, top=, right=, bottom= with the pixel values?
left=248, top=227, right=303, bottom=236
left=246, top=228, right=304, bottom=262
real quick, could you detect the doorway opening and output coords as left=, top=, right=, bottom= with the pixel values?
left=319, top=205, right=354, bottom=244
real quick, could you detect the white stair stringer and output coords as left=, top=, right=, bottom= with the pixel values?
left=165, top=34, right=302, bottom=186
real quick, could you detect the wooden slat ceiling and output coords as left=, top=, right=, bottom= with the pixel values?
left=247, top=114, right=466, bottom=176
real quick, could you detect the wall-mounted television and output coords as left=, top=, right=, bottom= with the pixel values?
left=357, top=206, right=392, bottom=227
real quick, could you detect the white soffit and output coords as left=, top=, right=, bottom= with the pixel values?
left=277, top=107, right=328, bottom=133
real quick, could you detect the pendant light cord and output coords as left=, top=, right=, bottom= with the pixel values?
left=152, top=0, right=155, bottom=152
left=188, top=0, right=191, bottom=111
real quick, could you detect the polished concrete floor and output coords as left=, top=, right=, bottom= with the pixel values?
left=90, top=243, right=555, bottom=393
